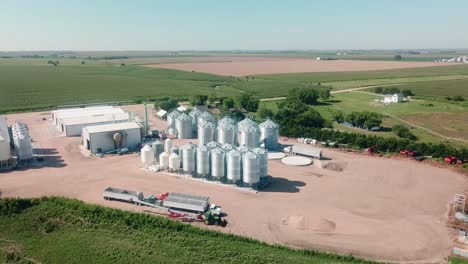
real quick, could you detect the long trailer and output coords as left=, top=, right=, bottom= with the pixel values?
left=287, top=145, right=322, bottom=159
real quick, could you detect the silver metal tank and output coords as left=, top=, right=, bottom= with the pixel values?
left=164, top=138, right=173, bottom=153
left=12, top=122, right=33, bottom=161
left=169, top=153, right=181, bottom=171
left=198, top=111, right=215, bottom=126
left=189, top=108, right=202, bottom=133
left=197, top=121, right=216, bottom=146
left=242, top=151, right=260, bottom=185
left=226, top=149, right=242, bottom=183
left=237, top=117, right=257, bottom=131
left=238, top=125, right=259, bottom=149
left=181, top=142, right=197, bottom=174
left=206, top=141, right=221, bottom=150
left=210, top=147, right=225, bottom=179
left=218, top=116, right=236, bottom=126
left=217, top=122, right=236, bottom=145
left=252, top=147, right=268, bottom=178
left=196, top=145, right=210, bottom=177
left=221, top=143, right=234, bottom=152
left=167, top=110, right=181, bottom=129
left=152, top=140, right=165, bottom=162
left=259, top=119, right=279, bottom=150
left=236, top=145, right=250, bottom=154
left=175, top=113, right=193, bottom=139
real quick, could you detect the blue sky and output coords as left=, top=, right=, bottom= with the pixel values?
left=1, top=0, right=467, bottom=50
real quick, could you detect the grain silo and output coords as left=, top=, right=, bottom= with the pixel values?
left=252, top=147, right=268, bottom=178
left=237, top=117, right=257, bottom=131
left=259, top=119, right=279, bottom=150
left=167, top=110, right=181, bottom=129
left=196, top=145, right=210, bottom=177
left=221, top=143, right=234, bottom=152
left=189, top=108, right=202, bottom=133
left=218, top=116, right=237, bottom=126
left=12, top=122, right=33, bottom=161
left=159, top=152, right=170, bottom=169
left=238, top=124, right=259, bottom=149
left=211, top=147, right=225, bottom=180
left=175, top=113, right=193, bottom=139
left=236, top=145, right=250, bottom=154
left=218, top=122, right=237, bottom=145
left=242, top=151, right=260, bottom=186
left=152, top=140, right=165, bottom=162
left=198, top=121, right=216, bottom=146
left=181, top=142, right=197, bottom=174
left=206, top=141, right=221, bottom=150
left=164, top=139, right=173, bottom=153
left=226, top=149, right=242, bottom=183
left=169, top=153, right=181, bottom=172
left=141, top=145, right=155, bottom=165
left=198, top=111, right=215, bottom=126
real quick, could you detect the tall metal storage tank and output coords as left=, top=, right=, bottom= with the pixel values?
left=12, top=123, right=33, bottom=161
left=164, top=139, right=173, bottom=153
left=198, top=111, right=215, bottom=126
left=0, top=135, right=11, bottom=162
left=198, top=121, right=216, bottom=146
left=196, top=145, right=210, bottom=177
left=159, top=152, right=170, bottom=169
left=169, top=153, right=181, bottom=171
left=181, top=142, right=197, bottom=174
left=217, top=123, right=236, bottom=145
left=221, top=143, right=234, bottom=152
left=218, top=116, right=236, bottom=126
left=259, top=119, right=279, bottom=150
left=226, top=149, right=242, bottom=183
left=242, top=152, right=260, bottom=185
left=211, top=147, right=225, bottom=180
left=175, top=113, right=193, bottom=139
left=236, top=145, right=250, bottom=154
left=167, top=110, right=180, bottom=129
left=141, top=145, right=155, bottom=165
left=189, top=108, right=202, bottom=133
left=206, top=141, right=220, bottom=150
left=238, top=125, right=259, bottom=149
left=237, top=118, right=257, bottom=131
left=152, top=140, right=165, bottom=162
left=252, top=147, right=268, bottom=178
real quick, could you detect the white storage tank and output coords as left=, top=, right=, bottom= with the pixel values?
left=175, top=113, right=193, bottom=139
left=206, top=141, right=221, bottom=150
left=164, top=139, right=173, bottom=154
left=238, top=125, right=259, bottom=149
left=169, top=153, right=181, bottom=171
left=259, top=119, right=279, bottom=150
left=243, top=151, right=260, bottom=185
left=226, top=149, right=242, bottom=183
left=198, top=111, right=215, bottom=126
left=159, top=152, right=170, bottom=169
left=218, top=123, right=237, bottom=145
left=152, top=140, right=165, bottom=162
left=211, top=147, right=225, bottom=180
left=198, top=121, right=216, bottom=146
left=181, top=142, right=197, bottom=174
left=196, top=145, right=210, bottom=177
left=252, top=147, right=268, bottom=178
left=167, top=110, right=181, bottom=129
left=189, top=108, right=202, bottom=133
left=0, top=135, right=11, bottom=162
left=141, top=145, right=155, bottom=165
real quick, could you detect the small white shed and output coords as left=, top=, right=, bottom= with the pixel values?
left=82, top=122, right=141, bottom=154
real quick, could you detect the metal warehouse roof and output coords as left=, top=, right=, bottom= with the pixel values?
left=52, top=106, right=113, bottom=115
left=62, top=113, right=130, bottom=126
left=84, top=122, right=141, bottom=134
left=55, top=108, right=124, bottom=120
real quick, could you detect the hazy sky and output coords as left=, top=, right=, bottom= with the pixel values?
left=1, top=0, right=467, bottom=51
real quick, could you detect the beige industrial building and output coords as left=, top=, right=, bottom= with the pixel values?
left=82, top=122, right=142, bottom=154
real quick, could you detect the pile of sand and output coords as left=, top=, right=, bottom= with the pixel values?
left=323, top=162, right=347, bottom=172
left=282, top=216, right=336, bottom=233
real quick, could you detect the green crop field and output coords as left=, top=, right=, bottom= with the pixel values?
left=1, top=58, right=468, bottom=113
left=0, top=197, right=380, bottom=264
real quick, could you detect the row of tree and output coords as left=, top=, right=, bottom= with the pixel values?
left=332, top=110, right=383, bottom=130
left=374, top=87, right=414, bottom=97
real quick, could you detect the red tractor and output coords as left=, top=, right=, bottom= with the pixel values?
left=445, top=156, right=462, bottom=165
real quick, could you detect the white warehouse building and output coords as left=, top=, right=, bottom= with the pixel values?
left=82, top=122, right=142, bottom=154
left=52, top=106, right=125, bottom=132
left=60, top=113, right=132, bottom=136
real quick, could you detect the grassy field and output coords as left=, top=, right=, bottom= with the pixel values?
left=1, top=58, right=468, bottom=113
left=0, top=197, right=381, bottom=264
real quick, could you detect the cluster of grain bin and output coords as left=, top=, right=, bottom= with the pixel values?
left=12, top=122, right=33, bottom=161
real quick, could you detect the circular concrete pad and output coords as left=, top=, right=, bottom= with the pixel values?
left=268, top=152, right=286, bottom=160
left=281, top=156, right=312, bottom=166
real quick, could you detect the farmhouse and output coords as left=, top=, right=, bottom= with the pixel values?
left=383, top=93, right=404, bottom=104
